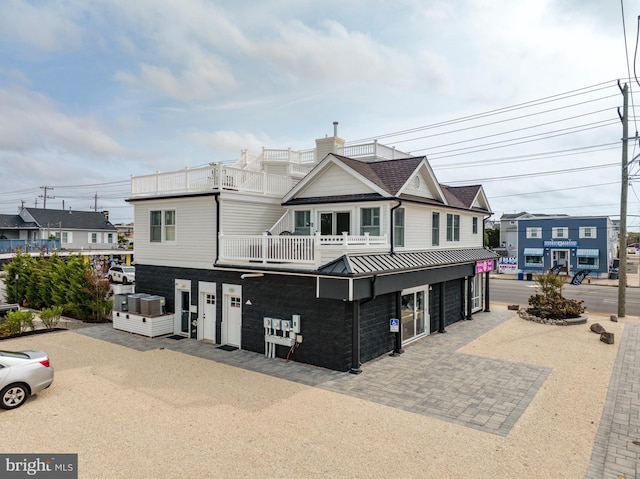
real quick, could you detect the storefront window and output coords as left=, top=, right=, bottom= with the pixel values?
left=525, top=255, right=544, bottom=267
left=578, top=257, right=598, bottom=268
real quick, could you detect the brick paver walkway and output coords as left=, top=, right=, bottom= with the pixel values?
left=76, top=309, right=548, bottom=436
left=585, top=323, right=640, bottom=479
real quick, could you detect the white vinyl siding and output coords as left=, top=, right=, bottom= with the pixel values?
left=135, top=197, right=217, bottom=269
left=221, top=198, right=286, bottom=235
left=298, top=163, right=377, bottom=198
left=396, top=206, right=481, bottom=250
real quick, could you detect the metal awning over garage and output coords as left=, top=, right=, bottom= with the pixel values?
left=523, top=248, right=544, bottom=256
left=576, top=249, right=599, bottom=258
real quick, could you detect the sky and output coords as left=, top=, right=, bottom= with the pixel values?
left=0, top=0, right=639, bottom=227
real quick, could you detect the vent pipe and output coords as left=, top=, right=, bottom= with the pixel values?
left=333, top=121, right=338, bottom=137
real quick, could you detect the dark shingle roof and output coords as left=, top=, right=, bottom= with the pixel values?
left=319, top=248, right=499, bottom=276
left=23, top=208, right=117, bottom=231
left=0, top=214, right=36, bottom=229
left=331, top=155, right=425, bottom=195
left=441, top=185, right=481, bottom=209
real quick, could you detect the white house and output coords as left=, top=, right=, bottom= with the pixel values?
left=127, top=125, right=497, bottom=372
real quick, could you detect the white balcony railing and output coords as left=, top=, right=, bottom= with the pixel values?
left=219, top=232, right=388, bottom=267
left=130, top=164, right=294, bottom=198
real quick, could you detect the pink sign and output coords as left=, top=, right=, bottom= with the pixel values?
left=475, top=259, right=494, bottom=274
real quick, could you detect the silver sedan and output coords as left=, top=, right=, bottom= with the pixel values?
left=0, top=350, right=54, bottom=410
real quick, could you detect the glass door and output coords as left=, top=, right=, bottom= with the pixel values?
left=320, top=212, right=351, bottom=235
left=401, top=289, right=426, bottom=342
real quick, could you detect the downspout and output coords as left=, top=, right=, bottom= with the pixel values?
left=390, top=200, right=402, bottom=254
left=351, top=274, right=377, bottom=374
left=214, top=193, right=220, bottom=263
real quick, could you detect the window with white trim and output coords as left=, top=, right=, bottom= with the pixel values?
left=150, top=209, right=176, bottom=243
left=552, top=227, right=568, bottom=239
left=472, top=217, right=478, bottom=234
left=360, top=207, right=380, bottom=236
left=446, top=214, right=460, bottom=241
left=393, top=208, right=405, bottom=247
left=579, top=226, right=596, bottom=239
left=89, top=233, right=98, bottom=244
left=578, top=256, right=599, bottom=268
left=525, top=255, right=544, bottom=267
left=526, top=227, right=541, bottom=239
left=295, top=210, right=311, bottom=235
left=432, top=212, right=440, bottom=246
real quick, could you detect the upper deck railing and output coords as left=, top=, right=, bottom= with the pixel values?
left=130, top=163, right=294, bottom=198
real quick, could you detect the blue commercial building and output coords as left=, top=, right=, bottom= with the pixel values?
left=517, top=216, right=618, bottom=278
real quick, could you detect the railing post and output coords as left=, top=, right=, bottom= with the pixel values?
left=216, top=163, right=223, bottom=188
left=262, top=232, right=268, bottom=264
left=342, top=231, right=349, bottom=245
left=185, top=167, right=190, bottom=191
left=364, top=232, right=370, bottom=245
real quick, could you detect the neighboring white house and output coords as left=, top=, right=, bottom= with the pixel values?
left=127, top=124, right=497, bottom=372
left=0, top=207, right=119, bottom=251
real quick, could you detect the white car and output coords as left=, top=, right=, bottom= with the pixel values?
left=107, top=265, right=135, bottom=284
left=0, top=350, right=54, bottom=410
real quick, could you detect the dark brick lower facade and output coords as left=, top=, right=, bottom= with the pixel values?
left=136, top=265, right=479, bottom=372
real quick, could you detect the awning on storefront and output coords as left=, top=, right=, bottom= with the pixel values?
left=576, top=249, right=599, bottom=258
left=523, top=248, right=544, bottom=256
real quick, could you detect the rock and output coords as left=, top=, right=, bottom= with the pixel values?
left=600, top=331, right=614, bottom=344
left=610, top=315, right=618, bottom=322
left=508, top=304, right=519, bottom=310
left=590, top=323, right=606, bottom=334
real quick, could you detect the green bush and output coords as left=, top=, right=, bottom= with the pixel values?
left=39, top=305, right=64, bottom=330
left=527, top=272, right=585, bottom=319
left=4, top=309, right=35, bottom=334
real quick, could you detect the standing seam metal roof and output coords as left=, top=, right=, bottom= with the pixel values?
left=318, top=248, right=499, bottom=276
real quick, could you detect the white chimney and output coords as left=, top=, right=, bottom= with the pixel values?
left=315, top=121, right=345, bottom=162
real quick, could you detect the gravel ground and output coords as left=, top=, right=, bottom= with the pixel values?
left=0, top=310, right=630, bottom=479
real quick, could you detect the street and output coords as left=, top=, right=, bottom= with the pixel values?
left=490, top=278, right=640, bottom=316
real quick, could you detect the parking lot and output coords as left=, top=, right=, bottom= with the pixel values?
left=0, top=307, right=633, bottom=478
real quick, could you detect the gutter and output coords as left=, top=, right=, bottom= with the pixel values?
left=390, top=200, right=402, bottom=254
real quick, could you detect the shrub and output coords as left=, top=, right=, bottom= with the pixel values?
left=4, top=309, right=35, bottom=334
left=526, top=272, right=585, bottom=319
left=39, top=305, right=64, bottom=330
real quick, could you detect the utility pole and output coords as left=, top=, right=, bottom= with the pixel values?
left=618, top=82, right=629, bottom=318
left=39, top=186, right=55, bottom=209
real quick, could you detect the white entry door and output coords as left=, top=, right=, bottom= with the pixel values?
left=198, top=282, right=216, bottom=342
left=222, top=284, right=242, bottom=347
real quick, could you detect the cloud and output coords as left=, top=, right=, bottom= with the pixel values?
left=0, top=0, right=84, bottom=51
left=252, top=19, right=450, bottom=89
left=0, top=87, right=124, bottom=157
left=184, top=130, right=273, bottom=159
left=116, top=50, right=236, bottom=101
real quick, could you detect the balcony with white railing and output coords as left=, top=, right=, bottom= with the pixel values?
left=218, top=232, right=388, bottom=269
left=130, top=163, right=295, bottom=198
